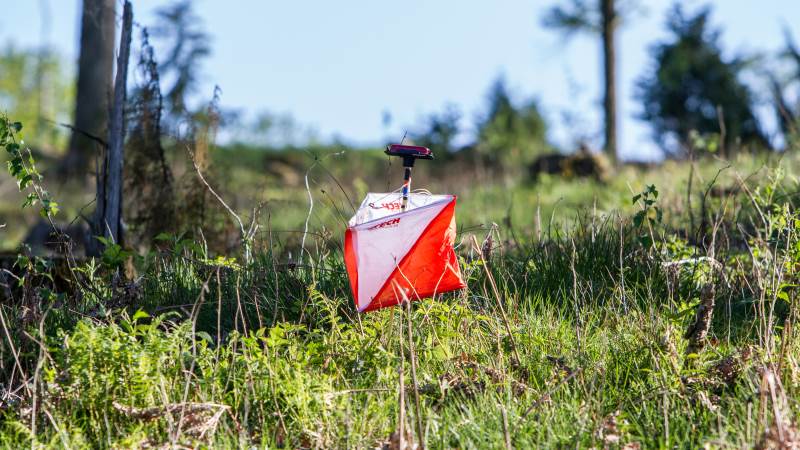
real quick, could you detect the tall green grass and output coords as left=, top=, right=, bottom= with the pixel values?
left=2, top=151, right=800, bottom=448
left=2, top=203, right=798, bottom=448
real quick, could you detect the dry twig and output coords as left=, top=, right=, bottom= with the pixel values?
left=186, top=146, right=259, bottom=264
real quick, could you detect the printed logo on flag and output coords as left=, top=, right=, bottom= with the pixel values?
left=368, top=201, right=403, bottom=211
left=367, top=217, right=401, bottom=230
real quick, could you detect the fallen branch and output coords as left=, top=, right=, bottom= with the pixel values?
left=113, top=401, right=230, bottom=440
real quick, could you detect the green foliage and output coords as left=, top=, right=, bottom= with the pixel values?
left=542, top=0, right=600, bottom=34
left=637, top=5, right=767, bottom=154
left=1, top=197, right=798, bottom=447
left=0, top=45, right=73, bottom=149
left=474, top=77, right=551, bottom=171
left=12, top=249, right=65, bottom=309
left=95, top=236, right=132, bottom=268
left=0, top=261, right=787, bottom=448
left=632, top=184, right=662, bottom=247
left=1, top=116, right=59, bottom=218
left=688, top=129, right=720, bottom=154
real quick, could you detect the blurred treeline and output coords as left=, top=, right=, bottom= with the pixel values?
left=1, top=0, right=800, bottom=252
left=1, top=2, right=799, bottom=167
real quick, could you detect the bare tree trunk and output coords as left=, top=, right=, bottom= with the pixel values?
left=601, top=0, right=618, bottom=163
left=63, top=0, right=115, bottom=177
left=92, top=1, right=132, bottom=253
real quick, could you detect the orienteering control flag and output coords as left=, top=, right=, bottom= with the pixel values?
left=344, top=193, right=466, bottom=312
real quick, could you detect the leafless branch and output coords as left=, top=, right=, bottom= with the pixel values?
left=185, top=146, right=258, bottom=264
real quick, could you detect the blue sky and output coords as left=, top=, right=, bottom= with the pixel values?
left=1, top=0, right=799, bottom=160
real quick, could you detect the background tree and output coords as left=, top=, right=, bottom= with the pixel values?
left=637, top=5, right=768, bottom=156
left=542, top=0, right=637, bottom=163
left=232, top=111, right=322, bottom=149
left=153, top=0, right=211, bottom=135
left=769, top=29, right=800, bottom=146
left=474, top=77, right=550, bottom=172
left=62, top=0, right=115, bottom=176
left=410, top=103, right=461, bottom=157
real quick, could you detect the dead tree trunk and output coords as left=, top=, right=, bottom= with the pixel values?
left=92, top=1, right=133, bottom=254
left=63, top=0, right=116, bottom=177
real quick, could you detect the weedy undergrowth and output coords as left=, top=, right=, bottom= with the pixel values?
left=1, top=117, right=800, bottom=448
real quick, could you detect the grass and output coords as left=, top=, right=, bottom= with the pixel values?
left=1, top=147, right=800, bottom=448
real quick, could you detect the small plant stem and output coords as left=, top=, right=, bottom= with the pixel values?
left=216, top=267, right=222, bottom=348
left=30, top=310, right=50, bottom=450
left=687, top=145, right=695, bottom=240
left=535, top=196, right=541, bottom=242
left=619, top=216, right=627, bottom=313
left=397, top=305, right=406, bottom=449
left=186, top=146, right=255, bottom=265
left=0, top=305, right=29, bottom=397
left=778, top=317, right=792, bottom=376
left=406, top=299, right=425, bottom=449
left=472, top=235, right=521, bottom=365
left=663, top=389, right=670, bottom=446
left=501, top=404, right=513, bottom=450
left=570, top=238, right=583, bottom=352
